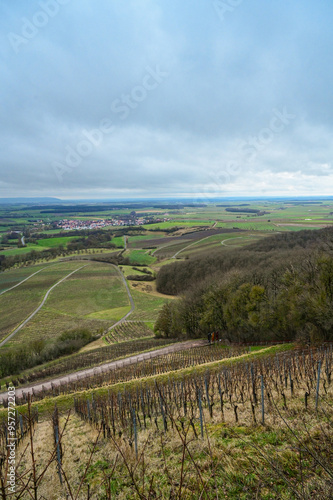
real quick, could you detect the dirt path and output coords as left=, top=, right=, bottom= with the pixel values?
left=0, top=265, right=88, bottom=348
left=0, top=340, right=205, bottom=402
left=220, top=236, right=244, bottom=246
left=0, top=266, right=49, bottom=296
left=172, top=235, right=213, bottom=258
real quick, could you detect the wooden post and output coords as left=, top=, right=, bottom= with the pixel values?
left=316, top=361, right=321, bottom=412
left=261, top=375, right=265, bottom=425
left=198, top=390, right=204, bottom=438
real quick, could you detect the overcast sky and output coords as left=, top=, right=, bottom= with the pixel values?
left=1, top=0, right=333, bottom=200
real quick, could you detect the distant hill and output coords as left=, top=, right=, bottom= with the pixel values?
left=0, top=197, right=62, bottom=204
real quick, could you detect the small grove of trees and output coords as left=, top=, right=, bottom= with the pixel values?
left=67, top=233, right=116, bottom=251
left=0, top=329, right=97, bottom=379
left=154, top=254, right=333, bottom=344
left=127, top=274, right=155, bottom=281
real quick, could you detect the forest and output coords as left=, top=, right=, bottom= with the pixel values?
left=155, top=227, right=333, bottom=343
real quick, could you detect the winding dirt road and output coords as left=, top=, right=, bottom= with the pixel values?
left=0, top=340, right=205, bottom=403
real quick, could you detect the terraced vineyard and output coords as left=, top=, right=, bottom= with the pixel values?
left=1, top=338, right=175, bottom=390
left=1, top=344, right=332, bottom=499
left=107, top=321, right=154, bottom=343
left=0, top=262, right=87, bottom=342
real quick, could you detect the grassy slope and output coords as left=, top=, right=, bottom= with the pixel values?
left=35, top=236, right=80, bottom=247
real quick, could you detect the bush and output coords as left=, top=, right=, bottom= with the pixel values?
left=127, top=274, right=155, bottom=281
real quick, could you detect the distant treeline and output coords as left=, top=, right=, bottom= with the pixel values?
left=286, top=201, right=323, bottom=205
left=216, top=204, right=250, bottom=207
left=155, top=227, right=333, bottom=343
left=225, top=208, right=269, bottom=215
left=20, top=203, right=207, bottom=213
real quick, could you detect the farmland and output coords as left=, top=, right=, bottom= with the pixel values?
left=0, top=198, right=333, bottom=498
left=1, top=199, right=333, bottom=352
left=4, top=262, right=131, bottom=348
left=0, top=199, right=333, bottom=352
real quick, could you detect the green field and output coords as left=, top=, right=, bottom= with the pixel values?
left=110, top=236, right=125, bottom=247
left=0, top=264, right=49, bottom=293
left=0, top=244, right=49, bottom=256
left=35, top=236, right=79, bottom=248
left=125, top=249, right=157, bottom=265
left=5, top=263, right=130, bottom=346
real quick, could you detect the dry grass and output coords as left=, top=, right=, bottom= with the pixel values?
left=11, top=394, right=333, bottom=499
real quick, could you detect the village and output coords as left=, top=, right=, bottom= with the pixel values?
left=56, top=214, right=169, bottom=230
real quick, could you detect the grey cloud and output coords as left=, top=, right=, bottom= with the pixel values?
left=1, top=0, right=333, bottom=198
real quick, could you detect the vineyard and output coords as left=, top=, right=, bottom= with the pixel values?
left=0, top=338, right=174, bottom=391
left=0, top=344, right=332, bottom=498
left=5, top=343, right=250, bottom=405
left=106, top=321, right=154, bottom=343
